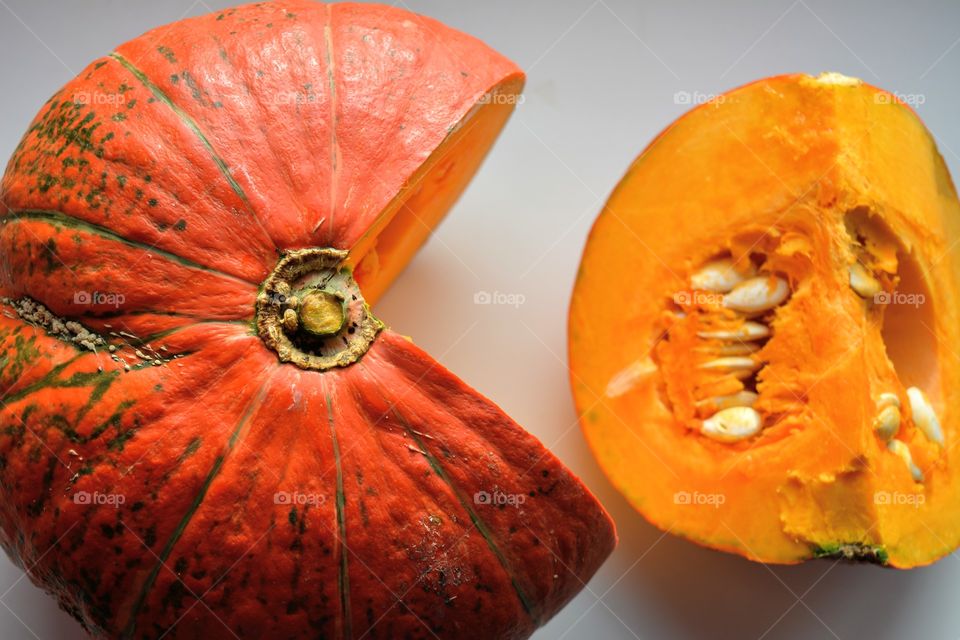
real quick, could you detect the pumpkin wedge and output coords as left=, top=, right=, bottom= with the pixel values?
left=570, top=72, right=960, bottom=568
left=0, top=2, right=615, bottom=638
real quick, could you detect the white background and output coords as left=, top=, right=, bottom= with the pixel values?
left=2, top=1, right=960, bottom=638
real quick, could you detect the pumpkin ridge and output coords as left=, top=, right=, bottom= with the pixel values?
left=121, top=367, right=277, bottom=639
left=322, top=4, right=339, bottom=245
left=108, top=52, right=279, bottom=254
left=324, top=390, right=352, bottom=639
left=3, top=209, right=258, bottom=287
left=138, top=319, right=253, bottom=345
left=392, top=407, right=539, bottom=622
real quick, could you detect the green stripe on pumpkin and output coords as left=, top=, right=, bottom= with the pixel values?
left=326, top=393, right=353, bottom=639
left=393, top=409, right=538, bottom=622
left=108, top=52, right=276, bottom=250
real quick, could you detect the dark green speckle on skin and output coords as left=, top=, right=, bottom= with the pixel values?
left=173, top=219, right=187, bottom=231
left=157, top=46, right=177, bottom=64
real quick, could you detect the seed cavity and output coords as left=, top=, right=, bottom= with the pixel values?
left=667, top=252, right=793, bottom=443
left=701, top=406, right=762, bottom=442
left=906, top=386, right=944, bottom=446
left=873, top=405, right=900, bottom=441
left=690, top=258, right=756, bottom=293
left=887, top=439, right=924, bottom=483
left=723, top=276, right=789, bottom=313
left=849, top=262, right=882, bottom=299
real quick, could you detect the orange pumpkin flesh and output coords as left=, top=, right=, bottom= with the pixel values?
left=0, top=2, right=615, bottom=638
left=570, top=72, right=960, bottom=568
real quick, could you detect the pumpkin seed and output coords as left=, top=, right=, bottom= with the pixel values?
left=701, top=406, right=762, bottom=442
left=849, top=262, right=882, bottom=299
left=906, top=386, right=944, bottom=446
left=697, top=321, right=770, bottom=341
left=873, top=405, right=900, bottom=441
left=698, top=356, right=760, bottom=373
left=887, top=439, right=924, bottom=483
left=723, top=276, right=790, bottom=313
left=876, top=392, right=900, bottom=409
left=691, top=258, right=756, bottom=293
left=605, top=357, right=657, bottom=398
left=696, top=342, right=761, bottom=356
left=698, top=390, right=759, bottom=412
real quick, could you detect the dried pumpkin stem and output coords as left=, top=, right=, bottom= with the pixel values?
left=256, top=248, right=382, bottom=371
left=298, top=290, right=346, bottom=336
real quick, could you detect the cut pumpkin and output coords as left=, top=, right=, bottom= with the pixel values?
left=0, top=2, right=614, bottom=638
left=569, top=72, right=960, bottom=568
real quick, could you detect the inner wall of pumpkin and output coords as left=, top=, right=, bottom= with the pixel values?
left=350, top=78, right=523, bottom=306
left=653, top=205, right=940, bottom=450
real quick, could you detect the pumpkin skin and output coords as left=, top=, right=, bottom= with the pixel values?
left=0, top=2, right=615, bottom=638
left=569, top=72, right=960, bottom=569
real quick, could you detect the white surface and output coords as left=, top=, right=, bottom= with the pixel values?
left=1, top=1, right=959, bottom=638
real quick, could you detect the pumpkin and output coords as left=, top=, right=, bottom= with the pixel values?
left=569, top=72, right=960, bottom=568
left=0, top=2, right=615, bottom=638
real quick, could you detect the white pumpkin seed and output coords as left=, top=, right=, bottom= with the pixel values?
left=701, top=406, right=762, bottom=442
left=906, top=386, right=944, bottom=446
left=873, top=405, right=900, bottom=441
left=691, top=258, right=756, bottom=293
left=887, top=439, right=924, bottom=483
left=694, top=342, right=761, bottom=356
left=697, top=321, right=770, bottom=341
left=698, top=390, right=759, bottom=412
left=698, top=356, right=760, bottom=373
left=876, top=392, right=900, bottom=410
left=723, top=276, right=790, bottom=313
left=849, top=262, right=882, bottom=299
left=605, top=357, right=658, bottom=398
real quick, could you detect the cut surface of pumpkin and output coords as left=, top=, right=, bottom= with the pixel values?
left=569, top=72, right=960, bottom=568
left=0, top=2, right=614, bottom=638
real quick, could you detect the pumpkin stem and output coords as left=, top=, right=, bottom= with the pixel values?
left=256, top=248, right=382, bottom=371
left=298, top=290, right=346, bottom=336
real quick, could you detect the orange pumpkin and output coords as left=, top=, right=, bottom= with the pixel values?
left=0, top=2, right=615, bottom=638
left=570, top=72, right=960, bottom=568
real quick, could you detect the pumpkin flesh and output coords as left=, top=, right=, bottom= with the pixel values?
left=570, top=73, right=960, bottom=568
